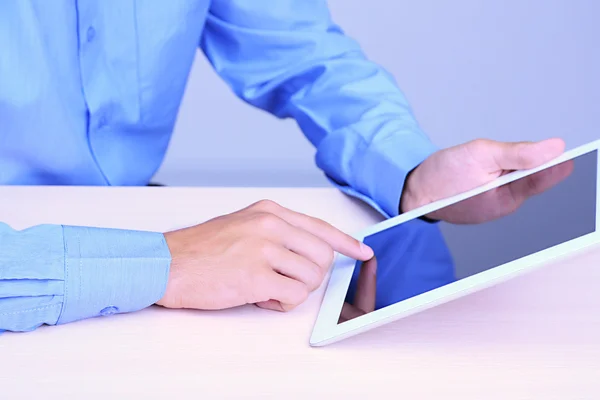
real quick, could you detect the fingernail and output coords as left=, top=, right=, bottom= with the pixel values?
left=360, top=242, right=374, bottom=258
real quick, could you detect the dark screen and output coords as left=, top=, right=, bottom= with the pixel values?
left=338, top=150, right=597, bottom=324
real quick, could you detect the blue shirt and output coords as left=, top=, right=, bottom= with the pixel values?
left=0, top=0, right=437, bottom=333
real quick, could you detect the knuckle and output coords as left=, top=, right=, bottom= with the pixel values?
left=471, top=138, right=490, bottom=147
left=311, top=216, right=332, bottom=230
left=248, top=279, right=271, bottom=305
left=252, top=212, right=282, bottom=231
left=281, top=303, right=297, bottom=312
left=251, top=199, right=280, bottom=213
left=325, top=248, right=335, bottom=267
left=308, top=267, right=325, bottom=290
left=256, top=238, right=277, bottom=259
left=467, top=138, right=489, bottom=154
left=283, top=285, right=310, bottom=312
left=317, top=244, right=335, bottom=270
left=293, top=284, right=310, bottom=304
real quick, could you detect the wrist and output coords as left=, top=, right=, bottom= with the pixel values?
left=157, top=231, right=185, bottom=308
left=399, top=167, right=423, bottom=214
left=399, top=166, right=439, bottom=223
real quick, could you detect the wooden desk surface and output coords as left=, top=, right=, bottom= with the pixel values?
left=1, top=186, right=599, bottom=399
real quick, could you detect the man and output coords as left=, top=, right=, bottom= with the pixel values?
left=0, top=1, right=564, bottom=333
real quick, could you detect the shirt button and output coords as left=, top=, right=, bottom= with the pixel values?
left=86, top=26, right=96, bottom=42
left=98, top=115, right=108, bottom=129
left=100, top=306, right=119, bottom=316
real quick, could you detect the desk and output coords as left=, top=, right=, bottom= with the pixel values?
left=1, top=186, right=599, bottom=399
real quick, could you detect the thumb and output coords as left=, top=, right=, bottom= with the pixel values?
left=485, top=138, right=565, bottom=172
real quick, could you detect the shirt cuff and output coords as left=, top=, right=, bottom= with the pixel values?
left=328, top=133, right=438, bottom=219
left=57, top=226, right=171, bottom=325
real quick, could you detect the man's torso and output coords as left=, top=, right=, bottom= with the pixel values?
left=0, top=0, right=210, bottom=185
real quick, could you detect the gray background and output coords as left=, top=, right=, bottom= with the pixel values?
left=152, top=0, right=600, bottom=187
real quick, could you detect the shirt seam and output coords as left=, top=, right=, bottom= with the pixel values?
left=78, top=233, right=82, bottom=303
left=132, top=0, right=143, bottom=123
left=56, top=225, right=70, bottom=324
left=0, top=304, right=61, bottom=317
left=158, top=233, right=172, bottom=300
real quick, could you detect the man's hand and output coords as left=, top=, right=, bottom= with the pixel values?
left=157, top=200, right=374, bottom=312
left=400, top=138, right=568, bottom=223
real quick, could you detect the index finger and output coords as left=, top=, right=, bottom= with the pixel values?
left=253, top=200, right=374, bottom=260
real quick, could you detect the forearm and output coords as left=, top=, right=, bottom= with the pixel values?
left=261, top=47, right=437, bottom=218
left=0, top=222, right=171, bottom=333
left=202, top=0, right=437, bottom=217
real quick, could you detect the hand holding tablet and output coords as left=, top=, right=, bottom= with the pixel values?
left=311, top=139, right=600, bottom=346
left=424, top=159, right=574, bottom=224
left=400, top=138, right=567, bottom=220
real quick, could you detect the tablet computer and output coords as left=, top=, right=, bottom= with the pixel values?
left=310, top=139, right=600, bottom=346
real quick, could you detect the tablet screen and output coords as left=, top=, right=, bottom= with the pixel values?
left=338, top=150, right=597, bottom=324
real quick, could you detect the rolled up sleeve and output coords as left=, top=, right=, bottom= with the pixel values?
left=201, top=0, right=438, bottom=218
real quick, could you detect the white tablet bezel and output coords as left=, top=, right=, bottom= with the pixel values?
left=310, top=139, right=600, bottom=347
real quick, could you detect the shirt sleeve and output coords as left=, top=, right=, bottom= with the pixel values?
left=200, top=0, right=439, bottom=218
left=0, top=222, right=171, bottom=333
